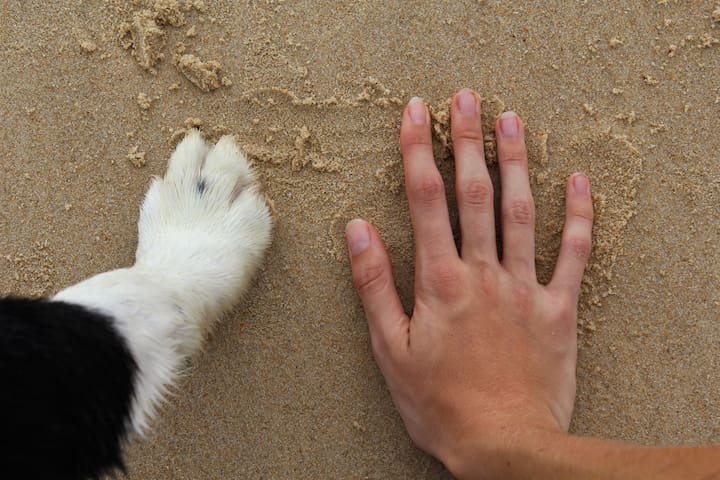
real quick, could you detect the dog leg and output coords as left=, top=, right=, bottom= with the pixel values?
left=53, top=130, right=272, bottom=447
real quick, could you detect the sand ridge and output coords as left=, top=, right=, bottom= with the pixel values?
left=0, top=1, right=718, bottom=478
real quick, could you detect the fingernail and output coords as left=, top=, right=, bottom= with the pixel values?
left=346, top=219, right=370, bottom=255
left=458, top=89, right=477, bottom=116
left=573, top=174, right=589, bottom=195
left=408, top=97, right=426, bottom=125
left=500, top=111, right=519, bottom=138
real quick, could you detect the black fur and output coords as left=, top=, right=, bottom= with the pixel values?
left=197, top=178, right=207, bottom=194
left=0, top=297, right=137, bottom=479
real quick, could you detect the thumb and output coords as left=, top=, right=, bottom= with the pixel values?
left=346, top=219, right=409, bottom=357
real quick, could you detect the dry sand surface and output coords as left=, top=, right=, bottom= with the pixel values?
left=1, top=0, right=719, bottom=478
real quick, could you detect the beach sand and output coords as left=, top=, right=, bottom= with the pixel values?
left=0, top=0, right=719, bottom=477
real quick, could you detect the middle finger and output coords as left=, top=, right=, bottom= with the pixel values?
left=450, top=89, right=498, bottom=265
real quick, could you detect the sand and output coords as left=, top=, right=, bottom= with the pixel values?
left=0, top=0, right=719, bottom=478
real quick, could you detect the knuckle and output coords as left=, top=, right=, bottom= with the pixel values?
left=570, top=208, right=594, bottom=224
left=369, top=330, right=391, bottom=358
left=509, top=280, right=535, bottom=316
left=454, top=127, right=485, bottom=145
left=504, top=200, right=535, bottom=225
left=424, top=263, right=464, bottom=299
left=556, top=300, right=577, bottom=324
left=475, top=264, right=498, bottom=296
left=401, top=133, right=432, bottom=152
left=412, top=175, right=446, bottom=204
left=512, top=280, right=532, bottom=302
left=353, top=261, right=388, bottom=297
left=548, top=298, right=578, bottom=334
left=460, top=179, right=493, bottom=208
left=500, top=152, right=527, bottom=166
left=564, top=235, right=592, bottom=261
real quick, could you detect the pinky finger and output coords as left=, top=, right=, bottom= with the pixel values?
left=548, top=174, right=594, bottom=299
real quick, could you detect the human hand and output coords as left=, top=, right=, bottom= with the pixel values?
left=346, top=89, right=594, bottom=477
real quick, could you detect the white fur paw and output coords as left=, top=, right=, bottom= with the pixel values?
left=135, top=130, right=273, bottom=319
left=52, top=131, right=272, bottom=435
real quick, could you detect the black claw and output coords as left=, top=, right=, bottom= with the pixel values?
left=196, top=179, right=207, bottom=195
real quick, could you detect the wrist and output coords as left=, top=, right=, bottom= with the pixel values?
left=443, top=422, right=568, bottom=480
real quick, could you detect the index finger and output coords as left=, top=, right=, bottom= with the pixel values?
left=400, top=97, right=458, bottom=264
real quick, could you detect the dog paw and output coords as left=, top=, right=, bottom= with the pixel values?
left=51, top=131, right=272, bottom=435
left=135, top=130, right=273, bottom=315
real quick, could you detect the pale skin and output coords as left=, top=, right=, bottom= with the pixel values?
left=345, top=89, right=720, bottom=479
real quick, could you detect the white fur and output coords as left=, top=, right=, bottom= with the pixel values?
left=53, top=131, right=273, bottom=434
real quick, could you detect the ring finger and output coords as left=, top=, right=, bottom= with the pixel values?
left=496, top=111, right=536, bottom=278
